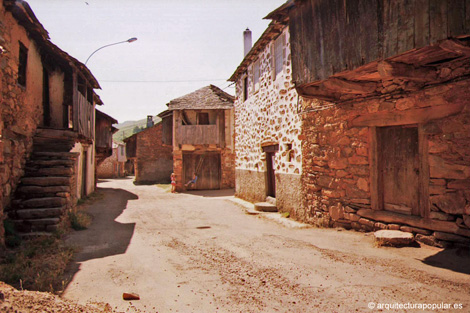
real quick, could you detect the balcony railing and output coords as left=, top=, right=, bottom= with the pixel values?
left=177, top=125, right=219, bottom=145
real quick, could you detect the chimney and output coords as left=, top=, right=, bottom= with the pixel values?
left=243, top=28, right=252, bottom=57
left=147, top=115, right=154, bottom=128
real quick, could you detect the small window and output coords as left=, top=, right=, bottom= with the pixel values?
left=242, top=76, right=248, bottom=102
left=18, top=42, right=28, bottom=86
left=286, top=144, right=294, bottom=162
left=253, top=59, right=260, bottom=91
left=273, top=34, right=285, bottom=79
left=197, top=112, right=209, bottom=125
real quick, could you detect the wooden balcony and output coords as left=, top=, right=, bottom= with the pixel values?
left=176, top=125, right=220, bottom=145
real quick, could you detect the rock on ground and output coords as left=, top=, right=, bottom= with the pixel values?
left=374, top=230, right=415, bottom=247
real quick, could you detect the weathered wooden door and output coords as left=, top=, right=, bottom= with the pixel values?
left=183, top=153, right=220, bottom=190
left=378, top=126, right=419, bottom=215
left=266, top=152, right=276, bottom=197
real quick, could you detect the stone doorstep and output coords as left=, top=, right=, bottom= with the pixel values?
left=254, top=202, right=278, bottom=212
left=374, top=230, right=415, bottom=247
left=18, top=232, right=53, bottom=239
left=265, top=196, right=277, bottom=206
left=14, top=207, right=65, bottom=219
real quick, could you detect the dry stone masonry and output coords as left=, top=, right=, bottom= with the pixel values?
left=232, top=26, right=307, bottom=216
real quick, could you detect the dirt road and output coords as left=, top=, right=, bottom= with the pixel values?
left=62, top=178, right=470, bottom=313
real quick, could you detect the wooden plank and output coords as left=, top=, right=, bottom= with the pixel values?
left=467, top=0, right=470, bottom=34
left=369, top=127, right=381, bottom=210
left=351, top=102, right=465, bottom=127
left=447, top=0, right=465, bottom=37
left=357, top=208, right=470, bottom=237
left=418, top=125, right=430, bottom=218
left=72, top=71, right=78, bottom=132
left=414, top=0, right=430, bottom=47
left=429, top=0, right=448, bottom=43
left=377, top=60, right=437, bottom=81
left=358, top=0, right=379, bottom=65
left=322, top=78, right=377, bottom=94
left=439, top=39, right=470, bottom=56
left=382, top=0, right=399, bottom=58
left=397, top=0, right=415, bottom=53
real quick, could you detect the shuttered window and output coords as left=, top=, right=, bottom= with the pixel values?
left=273, top=34, right=285, bottom=79
left=253, top=59, right=260, bottom=91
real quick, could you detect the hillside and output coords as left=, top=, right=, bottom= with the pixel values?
left=112, top=115, right=162, bottom=142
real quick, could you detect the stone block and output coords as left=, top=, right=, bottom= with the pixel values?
left=433, top=231, right=470, bottom=243
left=430, top=194, right=466, bottom=215
left=374, top=230, right=414, bottom=247
left=400, top=225, right=432, bottom=235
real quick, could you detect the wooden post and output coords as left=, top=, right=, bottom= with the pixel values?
left=369, top=126, right=382, bottom=210
left=418, top=125, right=430, bottom=218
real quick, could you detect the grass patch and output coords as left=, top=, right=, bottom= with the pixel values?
left=280, top=212, right=290, bottom=218
left=155, top=184, right=171, bottom=192
left=0, top=235, right=74, bottom=293
left=68, top=210, right=92, bottom=231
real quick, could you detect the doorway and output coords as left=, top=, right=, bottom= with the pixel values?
left=377, top=126, right=419, bottom=215
left=262, top=145, right=279, bottom=198
left=183, top=153, right=221, bottom=190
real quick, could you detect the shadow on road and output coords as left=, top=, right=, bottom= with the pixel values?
left=184, top=189, right=235, bottom=198
left=62, top=187, right=138, bottom=288
left=421, top=247, right=470, bottom=275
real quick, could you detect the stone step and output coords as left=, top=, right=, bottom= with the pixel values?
left=24, top=166, right=74, bottom=177
left=31, top=151, right=79, bottom=160
left=266, top=196, right=277, bottom=206
left=20, top=176, right=71, bottom=187
left=12, top=207, right=65, bottom=219
left=14, top=218, right=61, bottom=233
left=17, top=185, right=70, bottom=195
left=254, top=202, right=278, bottom=212
left=27, top=159, right=76, bottom=167
left=17, top=197, right=66, bottom=209
left=374, top=230, right=415, bottom=247
left=18, top=232, right=53, bottom=239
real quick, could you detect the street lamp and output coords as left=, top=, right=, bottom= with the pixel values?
left=85, top=37, right=137, bottom=65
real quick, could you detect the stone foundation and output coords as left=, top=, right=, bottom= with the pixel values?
left=275, top=172, right=303, bottom=217
left=235, top=169, right=266, bottom=203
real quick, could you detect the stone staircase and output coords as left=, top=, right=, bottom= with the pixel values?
left=7, top=128, right=79, bottom=237
left=254, top=196, right=278, bottom=212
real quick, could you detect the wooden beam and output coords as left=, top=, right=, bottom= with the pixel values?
left=438, top=39, right=470, bottom=56
left=350, top=102, right=465, bottom=127
left=377, top=61, right=437, bottom=81
left=322, top=78, right=377, bottom=94
left=296, top=84, right=340, bottom=102
left=418, top=125, right=430, bottom=218
left=356, top=208, right=470, bottom=237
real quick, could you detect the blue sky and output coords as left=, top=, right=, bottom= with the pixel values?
left=26, top=0, right=286, bottom=123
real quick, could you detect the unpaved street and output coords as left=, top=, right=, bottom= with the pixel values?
left=62, top=178, right=470, bottom=313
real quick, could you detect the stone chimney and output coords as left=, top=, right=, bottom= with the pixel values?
left=243, top=28, right=252, bottom=57
left=147, top=115, right=154, bottom=128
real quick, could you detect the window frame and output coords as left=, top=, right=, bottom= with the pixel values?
left=17, top=42, right=28, bottom=87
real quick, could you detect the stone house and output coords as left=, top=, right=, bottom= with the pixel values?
left=124, top=122, right=173, bottom=184
left=164, top=85, right=235, bottom=192
left=271, top=0, right=470, bottom=245
left=228, top=19, right=302, bottom=215
left=0, top=0, right=107, bottom=239
left=97, top=141, right=128, bottom=179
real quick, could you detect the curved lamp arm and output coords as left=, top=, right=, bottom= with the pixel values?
left=85, top=37, right=137, bottom=65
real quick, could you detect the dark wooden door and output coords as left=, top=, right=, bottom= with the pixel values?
left=183, top=153, right=220, bottom=190
left=378, top=126, right=419, bottom=215
left=266, top=152, right=276, bottom=197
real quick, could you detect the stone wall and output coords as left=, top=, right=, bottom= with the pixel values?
left=134, top=123, right=173, bottom=185
left=301, top=75, right=470, bottom=246
left=234, top=26, right=303, bottom=214
left=0, top=5, right=45, bottom=245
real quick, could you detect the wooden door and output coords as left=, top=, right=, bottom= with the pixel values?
left=266, top=152, right=276, bottom=197
left=183, top=153, right=220, bottom=190
left=378, top=126, right=419, bottom=215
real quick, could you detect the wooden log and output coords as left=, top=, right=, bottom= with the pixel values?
left=322, top=78, right=377, bottom=94
left=377, top=61, right=437, bottom=81
left=439, top=39, right=470, bottom=56
left=350, top=102, right=464, bottom=127
left=356, top=208, right=470, bottom=237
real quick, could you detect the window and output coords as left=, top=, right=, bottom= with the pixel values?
left=18, top=42, right=28, bottom=86
left=273, top=34, right=285, bottom=79
left=253, top=59, right=260, bottom=91
left=197, top=112, right=209, bottom=125
left=242, top=75, right=248, bottom=102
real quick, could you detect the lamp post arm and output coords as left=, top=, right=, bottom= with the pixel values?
left=85, top=38, right=136, bottom=65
